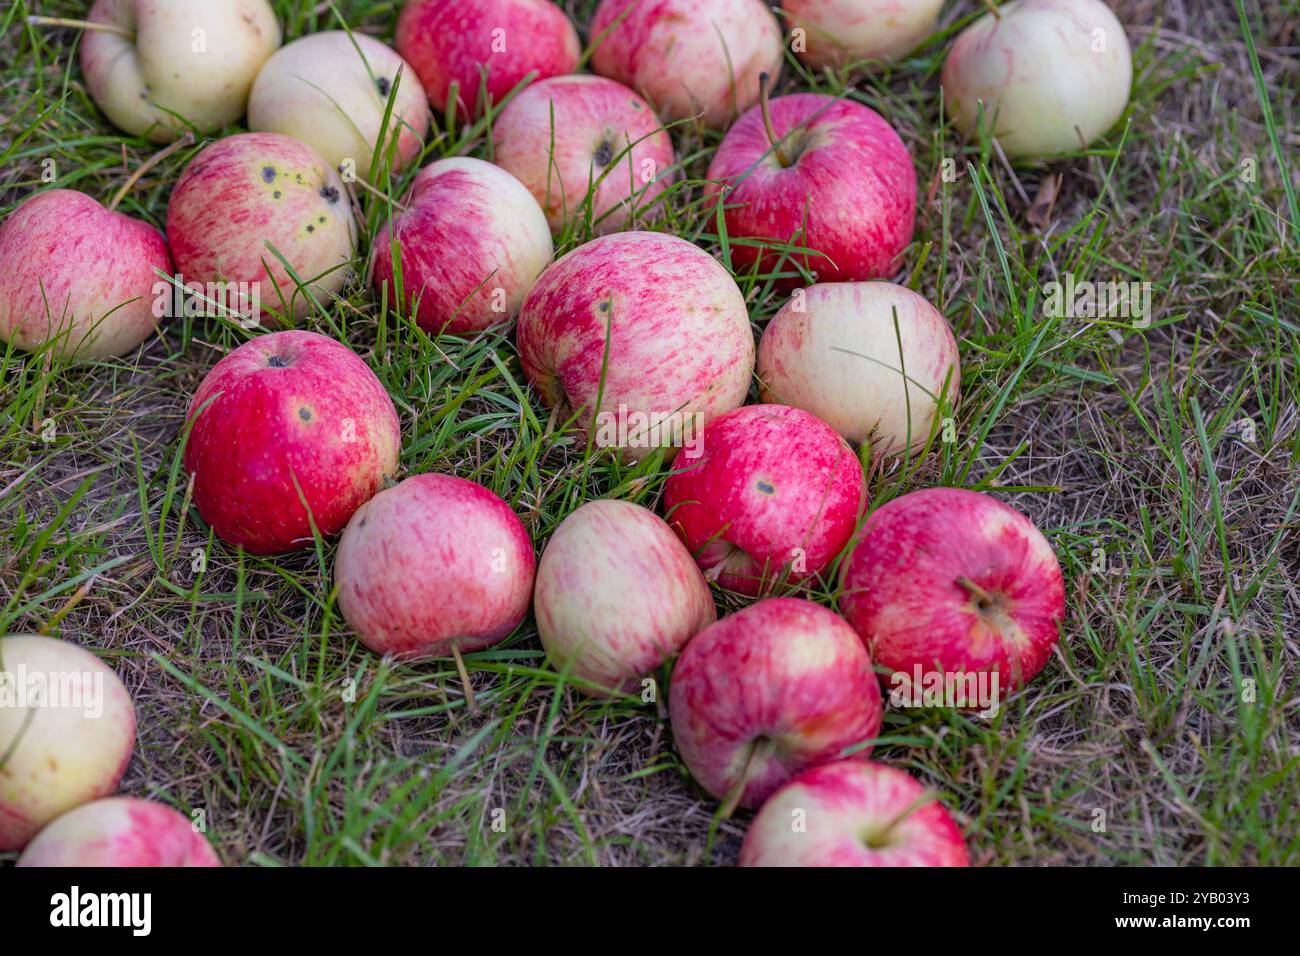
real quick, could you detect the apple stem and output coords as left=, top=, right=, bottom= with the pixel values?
left=450, top=644, right=480, bottom=717
left=346, top=171, right=409, bottom=213
left=757, top=72, right=791, bottom=168
left=27, top=15, right=134, bottom=39
left=979, top=0, right=1002, bottom=19
left=867, top=789, right=940, bottom=848
left=954, top=575, right=996, bottom=608
left=107, top=133, right=195, bottom=212
left=719, top=737, right=775, bottom=819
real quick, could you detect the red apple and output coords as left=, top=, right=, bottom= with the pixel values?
left=534, top=499, right=715, bottom=695
left=517, top=231, right=754, bottom=462
left=663, top=404, right=864, bottom=596
left=758, top=281, right=960, bottom=456
left=0, top=189, right=171, bottom=360
left=739, top=760, right=969, bottom=867
left=784, top=0, right=946, bottom=70
left=167, top=132, right=357, bottom=321
left=669, top=598, right=883, bottom=811
left=183, top=330, right=400, bottom=555
left=0, top=635, right=136, bottom=852
left=590, top=0, right=784, bottom=129
left=839, top=487, right=1066, bottom=698
left=372, top=158, right=552, bottom=336
left=335, top=473, right=535, bottom=658
left=706, top=92, right=916, bottom=285
left=396, top=0, right=580, bottom=120
left=492, top=75, right=676, bottom=235
left=17, top=797, right=221, bottom=867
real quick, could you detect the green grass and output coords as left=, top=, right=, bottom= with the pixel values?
left=1, top=0, right=1297, bottom=865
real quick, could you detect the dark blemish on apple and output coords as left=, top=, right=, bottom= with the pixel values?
left=377, top=77, right=391, bottom=97
left=307, top=224, right=315, bottom=233
left=262, top=166, right=277, bottom=183
left=318, top=216, right=327, bottom=224
left=597, top=301, right=610, bottom=313
left=299, top=408, right=312, bottom=422
left=756, top=480, right=776, bottom=495
left=267, top=355, right=288, bottom=368
left=274, top=190, right=282, bottom=199
left=593, top=141, right=614, bottom=166
left=320, top=185, right=341, bottom=203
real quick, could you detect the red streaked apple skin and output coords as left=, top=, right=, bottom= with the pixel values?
left=0, top=190, right=172, bottom=360
left=705, top=94, right=916, bottom=286
left=784, top=0, right=946, bottom=70
left=590, top=0, right=784, bottom=129
left=335, top=474, right=536, bottom=658
left=517, top=231, right=754, bottom=462
left=372, top=158, right=553, bottom=336
left=663, top=404, right=865, bottom=596
left=839, top=487, right=1066, bottom=696
left=534, top=499, right=715, bottom=695
left=739, top=761, right=970, bottom=867
left=395, top=0, right=581, bottom=120
left=183, top=330, right=400, bottom=555
left=17, top=798, right=221, bottom=868
left=492, top=75, right=676, bottom=235
left=167, top=132, right=357, bottom=320
left=668, top=598, right=883, bottom=810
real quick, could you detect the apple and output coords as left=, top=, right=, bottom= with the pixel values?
left=75, top=0, right=280, bottom=142
left=534, top=499, right=715, bottom=695
left=248, top=31, right=431, bottom=181
left=0, top=635, right=136, bottom=852
left=395, top=0, right=580, bottom=120
left=706, top=91, right=917, bottom=285
left=183, top=330, right=400, bottom=555
left=17, top=797, right=221, bottom=867
left=167, top=132, right=357, bottom=321
left=371, top=157, right=553, bottom=337
left=663, top=404, right=864, bottom=596
left=757, top=281, right=960, bottom=456
left=668, top=598, right=882, bottom=812
left=941, top=0, right=1133, bottom=158
left=739, top=760, right=969, bottom=866
left=0, top=189, right=171, bottom=360
left=784, top=0, right=946, bottom=70
left=491, top=75, right=676, bottom=235
left=516, top=231, right=754, bottom=462
left=590, top=0, right=784, bottom=129
left=335, top=473, right=535, bottom=659
left=839, top=487, right=1066, bottom=698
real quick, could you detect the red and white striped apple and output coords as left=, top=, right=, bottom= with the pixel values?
left=706, top=92, right=917, bottom=286
left=372, top=157, right=552, bottom=336
left=669, top=598, right=883, bottom=812
left=784, top=0, right=945, bottom=70
left=590, top=0, right=784, bottom=129
left=492, top=75, right=676, bottom=235
left=758, top=282, right=959, bottom=456
left=335, top=473, right=535, bottom=659
left=167, top=132, right=357, bottom=321
left=183, top=330, right=400, bottom=555
left=396, top=0, right=580, bottom=120
left=739, top=761, right=969, bottom=867
left=517, top=231, right=754, bottom=462
left=663, top=404, right=864, bottom=596
left=17, top=797, right=221, bottom=867
left=0, top=635, right=136, bottom=852
left=534, top=499, right=715, bottom=695
left=839, top=487, right=1066, bottom=697
left=941, top=0, right=1133, bottom=158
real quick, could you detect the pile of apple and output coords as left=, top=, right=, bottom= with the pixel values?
left=1, top=0, right=1133, bottom=867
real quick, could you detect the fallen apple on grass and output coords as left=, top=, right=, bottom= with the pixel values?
left=941, top=0, right=1134, bottom=159
left=663, top=404, right=864, bottom=596
left=248, top=30, right=431, bottom=181
left=0, top=635, right=137, bottom=853
left=534, top=499, right=715, bottom=696
left=491, top=75, right=676, bottom=236
left=167, top=132, right=357, bottom=321
left=17, top=797, right=221, bottom=867
left=517, top=231, right=754, bottom=462
left=784, top=0, right=946, bottom=71
left=739, top=760, right=969, bottom=867
left=371, top=157, right=552, bottom=337
left=396, top=0, right=581, bottom=121
left=839, top=487, right=1066, bottom=698
left=590, top=0, right=785, bottom=129
left=706, top=86, right=917, bottom=285
left=669, top=598, right=883, bottom=813
left=183, top=330, right=400, bottom=555
left=757, top=281, right=960, bottom=456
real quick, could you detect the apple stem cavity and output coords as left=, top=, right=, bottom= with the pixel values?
left=954, top=575, right=996, bottom=610
left=450, top=644, right=480, bottom=717
left=108, top=133, right=195, bottom=212
left=757, top=72, right=791, bottom=169
left=27, top=15, right=134, bottom=40
left=719, top=736, right=775, bottom=819
left=863, top=788, right=940, bottom=849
